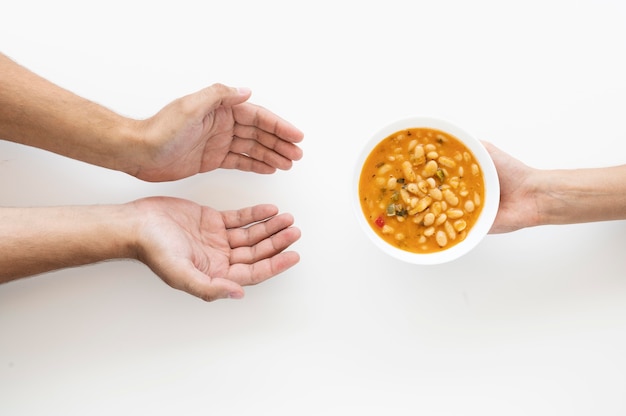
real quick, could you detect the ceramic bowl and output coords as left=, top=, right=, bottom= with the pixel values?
left=353, top=116, right=500, bottom=265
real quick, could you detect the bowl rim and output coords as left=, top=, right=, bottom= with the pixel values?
left=353, top=116, right=500, bottom=265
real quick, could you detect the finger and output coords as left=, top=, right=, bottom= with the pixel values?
left=226, top=251, right=301, bottom=286
left=232, top=127, right=304, bottom=162
left=194, top=83, right=252, bottom=114
left=228, top=212, right=296, bottom=248
left=230, top=226, right=301, bottom=265
left=220, top=152, right=277, bottom=174
left=481, top=140, right=499, bottom=157
left=230, top=136, right=297, bottom=169
left=221, top=204, right=279, bottom=229
left=233, top=103, right=304, bottom=144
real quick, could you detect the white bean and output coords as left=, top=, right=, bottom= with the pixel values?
left=406, top=183, right=419, bottom=195
left=474, top=191, right=482, bottom=207
left=454, top=219, right=467, bottom=232
left=446, top=209, right=464, bottom=219
left=429, top=187, right=443, bottom=201
left=378, top=163, right=392, bottom=175
left=471, top=163, right=480, bottom=176
left=444, top=221, right=457, bottom=240
left=443, top=189, right=459, bottom=206
left=431, top=201, right=442, bottom=216
left=415, top=196, right=433, bottom=212
left=413, top=145, right=425, bottom=165
left=423, top=160, right=438, bottom=177
left=402, top=161, right=417, bottom=181
left=400, top=189, right=411, bottom=204
left=382, top=225, right=394, bottom=234
left=436, top=230, right=448, bottom=247
left=439, top=156, right=456, bottom=168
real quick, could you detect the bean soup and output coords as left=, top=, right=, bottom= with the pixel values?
left=358, top=127, right=485, bottom=253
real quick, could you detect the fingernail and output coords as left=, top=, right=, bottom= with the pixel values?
left=228, top=291, right=244, bottom=299
left=237, top=87, right=251, bottom=95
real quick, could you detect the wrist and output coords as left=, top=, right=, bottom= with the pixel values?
left=531, top=169, right=564, bottom=226
left=104, top=203, right=142, bottom=261
left=112, top=117, right=170, bottom=181
left=534, top=166, right=626, bottom=226
left=103, top=117, right=146, bottom=177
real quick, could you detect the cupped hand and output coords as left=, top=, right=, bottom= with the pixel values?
left=133, top=83, right=304, bottom=182
left=131, top=197, right=301, bottom=301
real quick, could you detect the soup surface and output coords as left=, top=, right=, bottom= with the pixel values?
left=359, top=127, right=485, bottom=253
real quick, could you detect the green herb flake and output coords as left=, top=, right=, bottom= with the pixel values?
left=436, top=168, right=445, bottom=182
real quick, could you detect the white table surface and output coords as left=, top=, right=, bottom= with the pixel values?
left=2, top=1, right=626, bottom=415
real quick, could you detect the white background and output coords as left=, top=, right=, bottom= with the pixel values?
left=1, top=1, right=626, bottom=415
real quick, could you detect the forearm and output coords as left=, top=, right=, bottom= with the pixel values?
left=0, top=204, right=138, bottom=282
left=0, top=53, right=140, bottom=174
left=536, top=165, right=626, bottom=226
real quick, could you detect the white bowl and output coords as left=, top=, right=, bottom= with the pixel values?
left=353, top=116, right=500, bottom=265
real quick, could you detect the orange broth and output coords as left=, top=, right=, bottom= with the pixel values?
left=358, top=127, right=485, bottom=253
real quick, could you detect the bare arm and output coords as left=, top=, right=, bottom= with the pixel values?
left=0, top=199, right=301, bottom=301
left=0, top=52, right=304, bottom=182
left=0, top=53, right=303, bottom=300
left=484, top=142, right=626, bottom=233
left=535, top=166, right=626, bottom=225
left=0, top=205, right=136, bottom=281
left=0, top=53, right=138, bottom=173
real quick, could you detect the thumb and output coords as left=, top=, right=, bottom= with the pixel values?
left=196, top=83, right=252, bottom=112
left=188, top=269, right=246, bottom=302
left=160, top=261, right=246, bottom=302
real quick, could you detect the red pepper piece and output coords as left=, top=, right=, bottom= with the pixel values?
left=374, top=216, right=385, bottom=228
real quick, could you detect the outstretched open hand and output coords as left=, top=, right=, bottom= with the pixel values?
left=134, top=84, right=304, bottom=182
left=131, top=197, right=301, bottom=301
